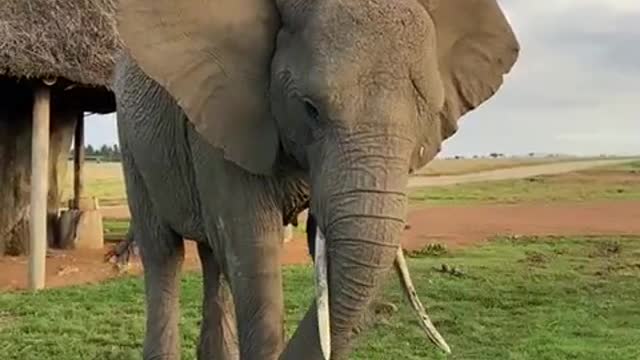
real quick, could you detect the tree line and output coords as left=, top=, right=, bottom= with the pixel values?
left=69, top=144, right=122, bottom=162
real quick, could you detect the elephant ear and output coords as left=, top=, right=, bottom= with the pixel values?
left=411, top=0, right=519, bottom=170
left=430, top=0, right=520, bottom=138
left=431, top=0, right=519, bottom=137
left=117, top=0, right=280, bottom=175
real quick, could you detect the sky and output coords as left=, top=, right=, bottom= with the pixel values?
left=86, top=0, right=640, bottom=157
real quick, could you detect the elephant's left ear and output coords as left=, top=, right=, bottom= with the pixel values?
left=425, top=0, right=520, bottom=138
left=117, top=0, right=280, bottom=175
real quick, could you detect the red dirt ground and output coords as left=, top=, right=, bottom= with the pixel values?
left=1, top=200, right=639, bottom=292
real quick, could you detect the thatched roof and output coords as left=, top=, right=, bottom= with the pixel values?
left=0, top=0, right=121, bottom=89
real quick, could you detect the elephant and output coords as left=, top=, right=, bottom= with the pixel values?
left=112, top=0, right=519, bottom=359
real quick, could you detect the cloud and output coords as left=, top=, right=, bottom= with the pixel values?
left=441, top=0, right=640, bottom=156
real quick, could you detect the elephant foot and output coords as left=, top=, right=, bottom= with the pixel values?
left=104, top=233, right=138, bottom=272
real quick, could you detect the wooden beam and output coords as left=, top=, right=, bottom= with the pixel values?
left=73, top=112, right=85, bottom=209
left=29, top=84, right=51, bottom=290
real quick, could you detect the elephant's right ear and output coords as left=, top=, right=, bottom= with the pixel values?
left=117, top=0, right=280, bottom=175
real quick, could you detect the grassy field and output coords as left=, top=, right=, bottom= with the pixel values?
left=104, top=218, right=131, bottom=241
left=61, top=161, right=126, bottom=206
left=602, top=159, right=640, bottom=172
left=1, top=235, right=639, bottom=359
left=60, top=157, right=623, bottom=207
left=410, top=160, right=640, bottom=206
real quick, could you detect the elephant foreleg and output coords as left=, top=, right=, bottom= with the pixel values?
left=123, top=154, right=184, bottom=360
left=224, top=218, right=285, bottom=360
left=137, top=221, right=184, bottom=360
left=197, top=242, right=239, bottom=360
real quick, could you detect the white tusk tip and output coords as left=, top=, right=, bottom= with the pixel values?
left=315, top=227, right=331, bottom=359
left=395, top=247, right=451, bottom=355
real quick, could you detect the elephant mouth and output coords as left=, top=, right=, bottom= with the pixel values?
left=306, top=213, right=451, bottom=358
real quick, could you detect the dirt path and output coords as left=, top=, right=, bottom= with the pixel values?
left=2, top=200, right=638, bottom=291
left=99, top=159, right=635, bottom=220
left=408, top=158, right=634, bottom=188
left=402, top=200, right=640, bottom=250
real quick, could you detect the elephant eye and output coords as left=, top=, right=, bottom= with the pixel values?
left=302, top=98, right=320, bottom=123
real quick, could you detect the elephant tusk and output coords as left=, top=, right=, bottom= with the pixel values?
left=315, top=227, right=331, bottom=360
left=394, top=246, right=451, bottom=354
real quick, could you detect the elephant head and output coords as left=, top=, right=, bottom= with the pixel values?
left=116, top=0, right=519, bottom=358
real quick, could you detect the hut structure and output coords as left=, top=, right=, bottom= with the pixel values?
left=0, top=0, right=119, bottom=289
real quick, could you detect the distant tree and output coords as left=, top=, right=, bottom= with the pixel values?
left=111, top=144, right=122, bottom=162
left=489, top=152, right=500, bottom=159
left=112, top=144, right=121, bottom=161
left=99, top=144, right=110, bottom=157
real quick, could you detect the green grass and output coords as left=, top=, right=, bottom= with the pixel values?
left=410, top=164, right=640, bottom=206
left=605, top=160, right=640, bottom=172
left=104, top=219, right=131, bottom=241
left=2, top=236, right=640, bottom=359
left=82, top=179, right=127, bottom=206
left=61, top=162, right=127, bottom=207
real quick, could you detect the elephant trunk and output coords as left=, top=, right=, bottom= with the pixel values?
left=281, top=142, right=411, bottom=359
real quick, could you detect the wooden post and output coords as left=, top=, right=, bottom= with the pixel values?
left=29, top=85, right=51, bottom=291
left=73, top=113, right=84, bottom=209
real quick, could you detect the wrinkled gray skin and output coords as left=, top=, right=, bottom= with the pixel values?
left=113, top=0, right=519, bottom=359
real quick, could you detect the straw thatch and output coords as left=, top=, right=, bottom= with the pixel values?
left=0, top=0, right=121, bottom=88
